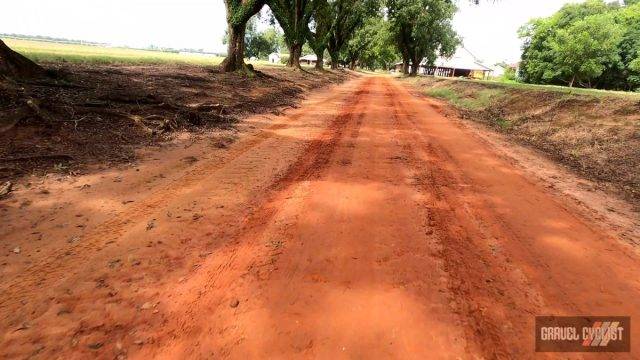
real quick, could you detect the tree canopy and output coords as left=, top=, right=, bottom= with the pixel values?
left=223, top=17, right=283, bottom=60
left=268, top=0, right=317, bottom=68
left=306, top=0, right=333, bottom=69
left=345, top=16, right=397, bottom=70
left=326, top=0, right=382, bottom=69
left=388, top=0, right=459, bottom=75
left=519, top=0, right=640, bottom=90
left=216, top=0, right=467, bottom=73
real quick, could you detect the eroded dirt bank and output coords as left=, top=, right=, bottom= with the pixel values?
left=0, top=64, right=350, bottom=180
left=1, top=76, right=640, bottom=359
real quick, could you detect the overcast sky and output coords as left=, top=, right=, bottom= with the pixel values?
left=0, top=0, right=588, bottom=64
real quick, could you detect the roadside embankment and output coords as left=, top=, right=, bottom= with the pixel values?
left=0, top=64, right=353, bottom=181
left=405, top=76, right=640, bottom=205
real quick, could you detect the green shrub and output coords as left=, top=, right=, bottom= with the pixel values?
left=426, top=87, right=459, bottom=102
left=427, top=87, right=504, bottom=110
left=494, top=117, right=511, bottom=130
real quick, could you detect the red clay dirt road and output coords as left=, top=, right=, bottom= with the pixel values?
left=1, top=75, right=640, bottom=359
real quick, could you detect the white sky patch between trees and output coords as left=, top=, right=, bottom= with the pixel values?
left=0, top=0, right=588, bottom=64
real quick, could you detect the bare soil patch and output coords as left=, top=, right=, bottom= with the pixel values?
left=2, top=75, right=640, bottom=359
left=0, top=64, right=351, bottom=182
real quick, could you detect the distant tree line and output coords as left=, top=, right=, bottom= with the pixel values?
left=0, top=33, right=108, bottom=47
left=221, top=0, right=461, bottom=74
left=0, top=0, right=471, bottom=79
left=519, top=0, right=640, bottom=90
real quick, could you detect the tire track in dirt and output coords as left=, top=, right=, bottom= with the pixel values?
left=134, top=78, right=371, bottom=358
left=194, top=77, right=473, bottom=358
left=0, top=125, right=276, bottom=312
left=387, top=77, right=640, bottom=359
left=0, top=85, right=352, bottom=324
left=5, top=75, right=639, bottom=359
left=387, top=82, right=515, bottom=359
left=146, top=76, right=475, bottom=359
left=266, top=87, right=370, bottom=192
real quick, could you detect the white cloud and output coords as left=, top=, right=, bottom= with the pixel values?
left=454, top=0, right=586, bottom=64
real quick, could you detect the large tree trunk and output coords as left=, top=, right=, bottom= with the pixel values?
left=287, top=43, right=302, bottom=69
left=410, top=63, right=419, bottom=77
left=220, top=23, right=247, bottom=73
left=401, top=52, right=410, bottom=75
left=329, top=50, right=339, bottom=70
left=409, top=54, right=420, bottom=77
left=0, top=39, right=45, bottom=79
left=402, top=60, right=409, bottom=75
left=220, top=0, right=265, bottom=73
left=315, top=51, right=324, bottom=70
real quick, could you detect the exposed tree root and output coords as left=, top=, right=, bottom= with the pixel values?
left=0, top=39, right=46, bottom=79
left=0, top=107, right=31, bottom=133
left=1, top=154, right=73, bottom=163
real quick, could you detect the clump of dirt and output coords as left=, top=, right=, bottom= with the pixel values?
left=0, top=64, right=351, bottom=180
left=410, top=77, right=640, bottom=205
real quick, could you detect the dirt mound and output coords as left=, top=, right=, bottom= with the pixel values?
left=410, top=77, right=640, bottom=205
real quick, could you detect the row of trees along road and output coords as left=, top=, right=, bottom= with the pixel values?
left=222, top=0, right=463, bottom=74
left=0, top=0, right=476, bottom=79
left=519, top=0, right=640, bottom=90
left=388, top=0, right=458, bottom=76
left=224, top=17, right=285, bottom=60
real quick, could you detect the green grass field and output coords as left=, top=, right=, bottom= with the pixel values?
left=1, top=38, right=306, bottom=69
left=2, top=38, right=285, bottom=68
left=478, top=78, right=640, bottom=98
left=425, top=87, right=505, bottom=110
left=404, top=75, right=640, bottom=99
